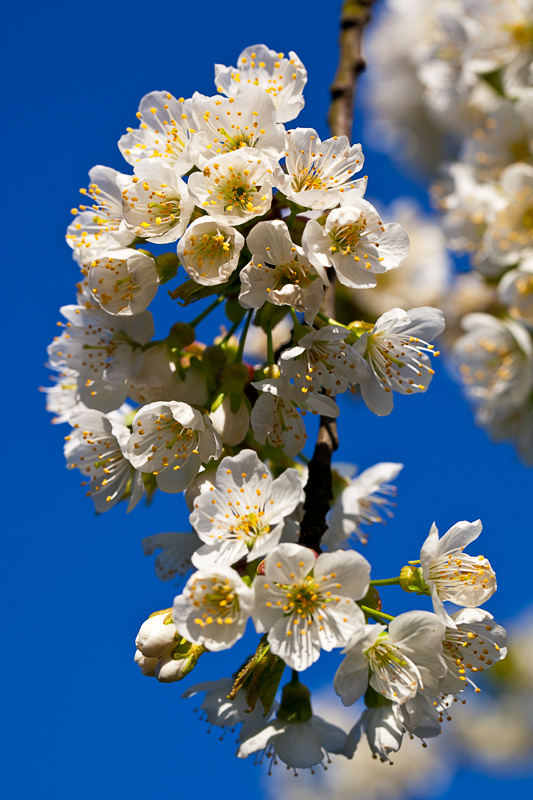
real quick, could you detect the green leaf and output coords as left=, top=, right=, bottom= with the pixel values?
left=168, top=279, right=223, bottom=306
left=257, top=654, right=285, bottom=716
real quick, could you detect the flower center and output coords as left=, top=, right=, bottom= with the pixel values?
left=429, top=553, right=493, bottom=593
left=367, top=331, right=437, bottom=394
left=188, top=231, right=232, bottom=270
left=191, top=576, right=240, bottom=627
left=272, top=261, right=315, bottom=290
left=282, top=575, right=323, bottom=618
left=329, top=221, right=366, bottom=256
left=216, top=170, right=261, bottom=213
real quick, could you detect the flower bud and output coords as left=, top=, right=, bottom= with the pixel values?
left=399, top=565, right=430, bottom=595
left=136, top=610, right=177, bottom=658
left=155, top=640, right=206, bottom=683
left=155, top=252, right=180, bottom=284
left=255, top=364, right=281, bottom=380
left=209, top=395, right=250, bottom=446
left=167, top=322, right=196, bottom=350
left=134, top=649, right=158, bottom=677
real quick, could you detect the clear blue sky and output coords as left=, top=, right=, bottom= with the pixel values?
left=3, top=1, right=532, bottom=797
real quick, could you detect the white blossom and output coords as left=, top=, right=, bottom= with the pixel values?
left=253, top=543, right=370, bottom=671
left=251, top=378, right=339, bottom=457
left=324, top=462, right=404, bottom=547
left=47, top=305, right=154, bottom=412
left=125, top=343, right=177, bottom=405
left=452, top=312, right=533, bottom=410
left=141, top=532, right=201, bottom=581
left=118, top=90, right=194, bottom=173
left=274, top=128, right=365, bottom=210
left=279, top=324, right=370, bottom=398
left=353, top=199, right=452, bottom=319
left=420, top=519, right=497, bottom=626
left=485, top=164, right=533, bottom=265
left=440, top=608, right=508, bottom=692
left=208, top=395, right=250, bottom=446
left=344, top=705, right=404, bottom=762
left=120, top=160, right=194, bottom=243
left=87, top=248, right=160, bottom=316
left=499, top=257, right=533, bottom=326
left=334, top=612, right=446, bottom=705
left=66, top=165, right=135, bottom=267
left=465, top=0, right=533, bottom=73
left=183, top=678, right=273, bottom=737
left=354, top=307, right=445, bottom=416
left=40, top=368, right=82, bottom=424
left=124, top=401, right=221, bottom=494
left=397, top=692, right=446, bottom=741
left=237, top=713, right=347, bottom=771
left=188, top=148, right=274, bottom=225
left=65, top=408, right=143, bottom=513
left=240, top=220, right=327, bottom=325
left=173, top=564, right=253, bottom=651
left=214, top=45, right=307, bottom=123
left=177, top=218, right=244, bottom=286
left=304, top=196, right=410, bottom=288
left=190, top=449, right=302, bottom=568
left=189, top=85, right=286, bottom=168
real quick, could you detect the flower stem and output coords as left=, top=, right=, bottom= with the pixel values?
left=266, top=327, right=274, bottom=365
left=370, top=577, right=401, bottom=587
left=316, top=310, right=350, bottom=329
left=235, top=309, right=254, bottom=362
left=189, top=295, right=224, bottom=328
left=360, top=605, right=395, bottom=622
left=221, top=317, right=242, bottom=344
left=291, top=669, right=300, bottom=684
left=289, top=307, right=300, bottom=326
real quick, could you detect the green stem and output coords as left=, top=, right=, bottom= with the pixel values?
left=221, top=317, right=242, bottom=344
left=316, top=310, right=350, bottom=329
left=370, top=577, right=401, bottom=587
left=289, top=307, right=300, bottom=326
left=266, top=327, right=274, bottom=365
left=235, top=309, right=254, bottom=362
left=291, top=668, right=300, bottom=684
left=297, top=452, right=310, bottom=465
left=189, top=295, right=224, bottom=328
left=360, top=605, right=395, bottom=622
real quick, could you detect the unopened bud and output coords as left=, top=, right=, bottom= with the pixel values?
left=155, top=252, right=180, bottom=284
left=167, top=322, right=195, bottom=350
left=399, top=565, right=430, bottom=595
left=257, top=364, right=281, bottom=380
left=136, top=610, right=177, bottom=658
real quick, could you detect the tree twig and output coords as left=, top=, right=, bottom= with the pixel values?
left=299, top=0, right=375, bottom=553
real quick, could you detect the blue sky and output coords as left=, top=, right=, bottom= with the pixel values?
left=3, top=1, right=532, bottom=797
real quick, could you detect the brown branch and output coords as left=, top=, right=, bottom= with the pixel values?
left=298, top=0, right=375, bottom=553
left=328, top=0, right=376, bottom=139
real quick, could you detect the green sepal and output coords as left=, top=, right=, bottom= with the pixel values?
left=399, top=565, right=431, bottom=595
left=154, top=252, right=180, bottom=284
left=358, top=585, right=382, bottom=612
left=364, top=683, right=393, bottom=709
left=254, top=303, right=289, bottom=334
left=479, top=67, right=505, bottom=97
left=148, top=608, right=171, bottom=619
left=225, top=296, right=247, bottom=324
left=210, top=391, right=225, bottom=413
left=168, top=278, right=227, bottom=306
left=276, top=675, right=312, bottom=723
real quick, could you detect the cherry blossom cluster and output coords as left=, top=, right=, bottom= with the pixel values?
left=42, top=42, right=505, bottom=773
left=363, top=0, right=533, bottom=465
